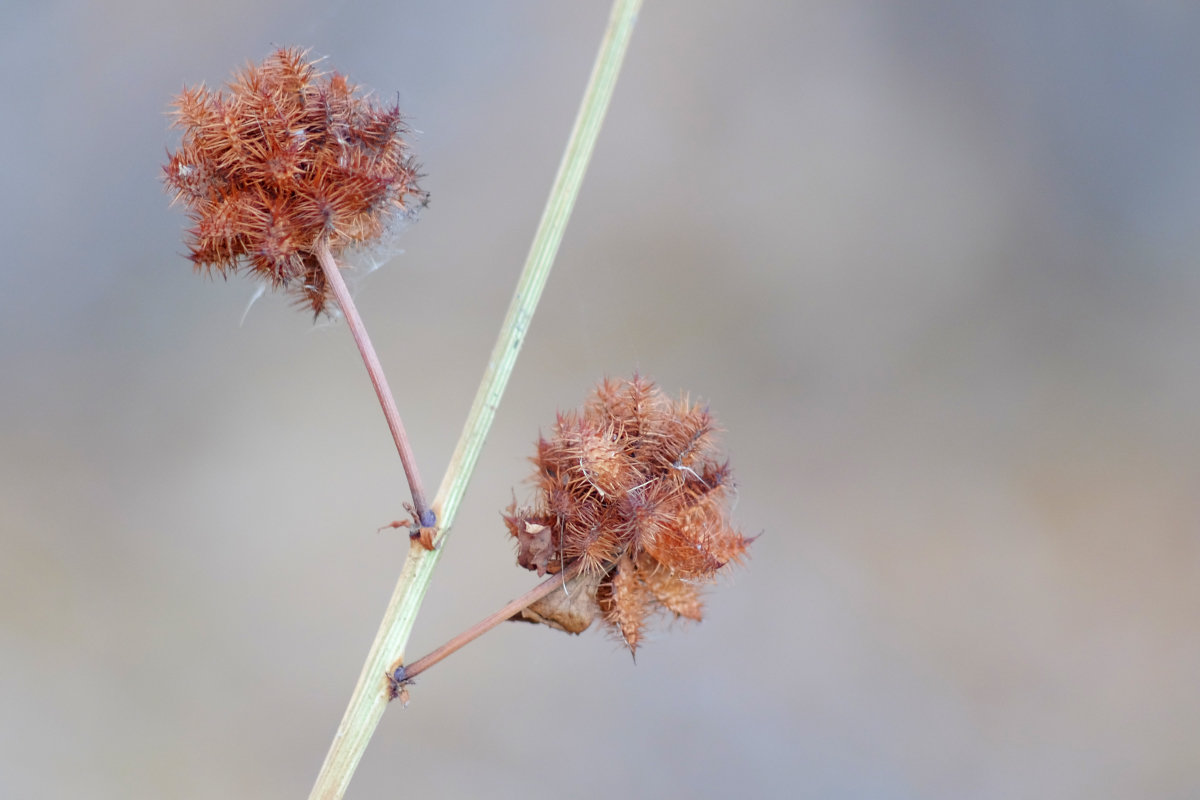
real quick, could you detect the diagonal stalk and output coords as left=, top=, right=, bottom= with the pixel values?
left=307, top=2, right=643, bottom=797
left=392, top=561, right=584, bottom=689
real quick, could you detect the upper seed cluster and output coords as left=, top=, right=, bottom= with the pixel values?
left=163, top=47, right=426, bottom=315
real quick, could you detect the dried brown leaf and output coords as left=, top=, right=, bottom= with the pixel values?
left=513, top=570, right=603, bottom=634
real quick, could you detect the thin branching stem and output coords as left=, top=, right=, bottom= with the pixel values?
left=308, top=2, right=642, bottom=797
left=315, top=240, right=433, bottom=526
left=393, top=562, right=584, bottom=686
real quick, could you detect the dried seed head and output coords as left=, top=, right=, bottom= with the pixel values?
left=162, top=47, right=427, bottom=315
left=504, top=375, right=750, bottom=654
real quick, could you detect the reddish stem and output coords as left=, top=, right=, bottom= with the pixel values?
left=314, top=241, right=433, bottom=527
left=390, top=562, right=584, bottom=688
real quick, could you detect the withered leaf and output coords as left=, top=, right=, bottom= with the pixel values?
left=513, top=570, right=602, bottom=634
left=515, top=521, right=556, bottom=576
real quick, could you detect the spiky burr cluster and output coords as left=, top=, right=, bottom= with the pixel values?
left=505, top=375, right=749, bottom=653
left=162, top=47, right=426, bottom=315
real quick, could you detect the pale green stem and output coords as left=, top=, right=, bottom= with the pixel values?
left=306, top=2, right=643, bottom=797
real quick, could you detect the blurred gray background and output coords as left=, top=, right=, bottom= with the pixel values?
left=2, top=1, right=1198, bottom=797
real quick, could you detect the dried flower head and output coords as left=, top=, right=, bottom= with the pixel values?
left=505, top=375, right=750, bottom=653
left=162, top=47, right=427, bottom=315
